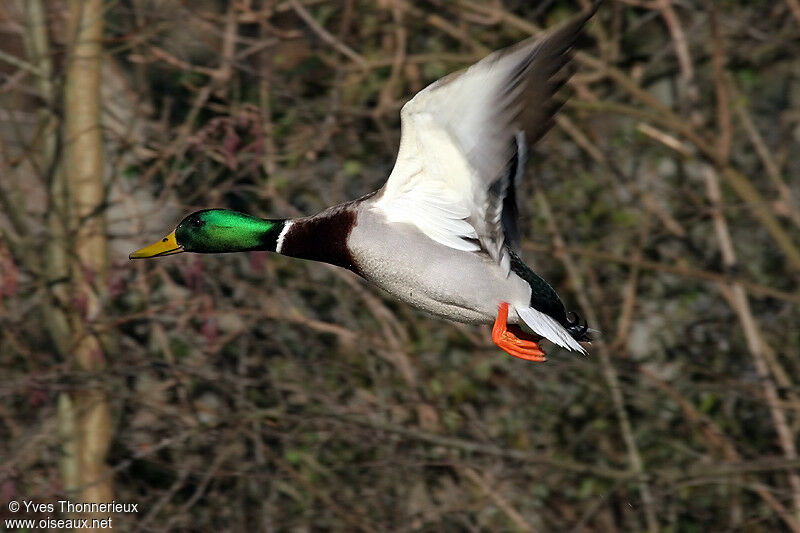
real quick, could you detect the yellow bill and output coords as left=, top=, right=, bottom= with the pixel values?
left=129, top=231, right=184, bottom=259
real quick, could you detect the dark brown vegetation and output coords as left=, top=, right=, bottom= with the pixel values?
left=1, top=1, right=799, bottom=531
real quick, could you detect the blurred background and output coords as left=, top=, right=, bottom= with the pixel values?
left=1, top=0, right=799, bottom=531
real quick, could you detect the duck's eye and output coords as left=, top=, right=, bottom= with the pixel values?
left=191, top=218, right=204, bottom=228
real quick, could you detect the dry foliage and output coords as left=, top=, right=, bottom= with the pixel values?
left=1, top=1, right=799, bottom=531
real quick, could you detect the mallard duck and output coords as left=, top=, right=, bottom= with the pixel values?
left=131, top=4, right=599, bottom=361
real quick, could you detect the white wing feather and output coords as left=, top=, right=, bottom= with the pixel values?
left=375, top=109, right=484, bottom=253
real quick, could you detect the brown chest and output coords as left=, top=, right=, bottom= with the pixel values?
left=279, top=208, right=360, bottom=273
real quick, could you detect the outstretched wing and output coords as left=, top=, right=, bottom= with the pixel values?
left=373, top=3, right=599, bottom=274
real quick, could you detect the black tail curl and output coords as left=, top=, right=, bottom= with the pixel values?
left=565, top=311, right=592, bottom=342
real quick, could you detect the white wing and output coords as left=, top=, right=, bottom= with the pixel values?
left=373, top=5, right=598, bottom=273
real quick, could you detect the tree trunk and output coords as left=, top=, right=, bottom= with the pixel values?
left=63, top=0, right=114, bottom=528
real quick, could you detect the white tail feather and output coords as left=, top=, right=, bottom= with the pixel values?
left=517, top=306, right=586, bottom=354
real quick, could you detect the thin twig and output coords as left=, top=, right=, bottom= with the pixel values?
left=536, top=192, right=660, bottom=533
left=786, top=0, right=800, bottom=26
left=462, top=467, right=538, bottom=532
left=641, top=367, right=800, bottom=532
left=708, top=3, right=731, bottom=160
left=732, top=88, right=799, bottom=228
left=522, top=243, right=800, bottom=305
left=703, top=165, right=800, bottom=522
left=289, top=0, right=367, bottom=69
left=636, top=122, right=692, bottom=157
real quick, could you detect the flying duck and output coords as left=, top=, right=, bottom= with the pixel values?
left=131, top=3, right=599, bottom=361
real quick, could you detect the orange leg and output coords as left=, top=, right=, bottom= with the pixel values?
left=492, top=302, right=547, bottom=362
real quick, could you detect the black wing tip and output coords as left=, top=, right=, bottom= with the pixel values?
left=556, top=0, right=604, bottom=41
left=566, top=0, right=604, bottom=38
left=565, top=311, right=593, bottom=342
left=583, top=0, right=605, bottom=20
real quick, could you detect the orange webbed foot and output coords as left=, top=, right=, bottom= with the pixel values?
left=492, top=302, right=546, bottom=362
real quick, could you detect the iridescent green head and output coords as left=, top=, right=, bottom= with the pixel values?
left=130, top=209, right=286, bottom=258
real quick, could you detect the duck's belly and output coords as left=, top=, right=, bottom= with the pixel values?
left=348, top=211, right=531, bottom=325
